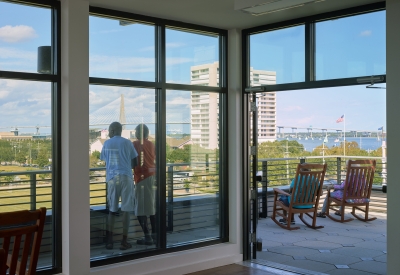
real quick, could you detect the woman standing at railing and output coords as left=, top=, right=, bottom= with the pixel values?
left=133, top=124, right=157, bottom=245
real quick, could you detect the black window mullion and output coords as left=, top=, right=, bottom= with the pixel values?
left=305, top=21, right=315, bottom=83
left=156, top=23, right=167, bottom=249
left=50, top=0, right=62, bottom=273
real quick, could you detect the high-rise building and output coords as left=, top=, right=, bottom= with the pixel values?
left=250, top=68, right=277, bottom=143
left=190, top=62, right=219, bottom=150
left=190, top=63, right=277, bottom=149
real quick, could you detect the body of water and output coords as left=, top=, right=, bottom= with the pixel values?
left=277, top=137, right=384, bottom=152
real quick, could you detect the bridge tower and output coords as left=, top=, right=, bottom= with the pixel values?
left=119, top=94, right=126, bottom=129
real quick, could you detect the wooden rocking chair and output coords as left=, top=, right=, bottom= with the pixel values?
left=271, top=163, right=327, bottom=230
left=0, top=207, right=46, bottom=275
left=326, top=159, right=376, bottom=222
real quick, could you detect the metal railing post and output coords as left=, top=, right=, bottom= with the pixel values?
left=167, top=165, right=174, bottom=232
left=260, top=161, right=268, bottom=218
left=337, top=157, right=342, bottom=184
left=206, top=154, right=209, bottom=174
left=30, top=173, right=37, bottom=210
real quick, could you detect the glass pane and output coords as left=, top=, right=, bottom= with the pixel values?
left=254, top=85, right=386, bottom=230
left=89, top=86, right=159, bottom=258
left=0, top=1, right=51, bottom=73
left=166, top=29, right=219, bottom=86
left=166, top=90, right=221, bottom=245
left=274, top=85, right=386, bottom=154
left=0, top=79, right=53, bottom=268
left=250, top=25, right=305, bottom=85
left=89, top=16, right=155, bottom=81
left=316, top=11, right=386, bottom=80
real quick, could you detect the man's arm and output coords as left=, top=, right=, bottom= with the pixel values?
left=132, top=156, right=138, bottom=169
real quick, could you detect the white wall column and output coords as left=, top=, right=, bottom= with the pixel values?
left=228, top=29, right=243, bottom=247
left=60, top=0, right=90, bottom=274
left=386, top=0, right=400, bottom=274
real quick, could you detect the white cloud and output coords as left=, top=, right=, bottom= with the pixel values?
left=0, top=47, right=36, bottom=60
left=298, top=116, right=314, bottom=125
left=89, top=54, right=193, bottom=74
left=283, top=106, right=302, bottom=111
left=166, top=42, right=185, bottom=48
left=0, top=79, right=51, bottom=133
left=166, top=57, right=193, bottom=66
left=0, top=25, right=37, bottom=43
left=0, top=90, right=9, bottom=99
left=139, top=43, right=185, bottom=52
left=90, top=55, right=155, bottom=73
left=360, top=30, right=372, bottom=37
left=166, top=97, right=191, bottom=105
left=139, top=46, right=155, bottom=52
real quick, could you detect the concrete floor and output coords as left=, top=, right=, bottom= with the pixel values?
left=254, top=211, right=387, bottom=275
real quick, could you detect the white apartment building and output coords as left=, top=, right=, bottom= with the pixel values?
left=190, top=62, right=219, bottom=150
left=190, top=63, right=277, bottom=149
left=250, top=68, right=277, bottom=143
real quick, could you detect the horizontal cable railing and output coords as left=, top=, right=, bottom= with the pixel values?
left=253, top=156, right=387, bottom=218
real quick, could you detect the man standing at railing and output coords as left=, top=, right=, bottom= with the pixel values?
left=101, top=121, right=138, bottom=250
left=133, top=124, right=157, bottom=245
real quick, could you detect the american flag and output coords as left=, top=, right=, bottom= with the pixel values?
left=336, top=115, right=344, bottom=123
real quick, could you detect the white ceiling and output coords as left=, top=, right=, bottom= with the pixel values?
left=89, top=0, right=384, bottom=29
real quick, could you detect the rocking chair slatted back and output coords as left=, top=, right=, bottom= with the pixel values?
left=343, top=160, right=376, bottom=201
left=327, top=159, right=377, bottom=222
left=271, top=162, right=327, bottom=230
left=291, top=163, right=326, bottom=208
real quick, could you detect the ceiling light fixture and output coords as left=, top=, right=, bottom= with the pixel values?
left=235, top=0, right=326, bottom=16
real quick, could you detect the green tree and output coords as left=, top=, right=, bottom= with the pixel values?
left=0, top=140, right=13, bottom=163
left=167, top=145, right=191, bottom=163
left=90, top=151, right=101, bottom=168
left=16, top=151, right=26, bottom=164
left=37, top=150, right=49, bottom=167
left=92, top=150, right=101, bottom=159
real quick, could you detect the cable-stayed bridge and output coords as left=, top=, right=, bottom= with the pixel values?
left=89, top=95, right=190, bottom=127
left=277, top=126, right=384, bottom=137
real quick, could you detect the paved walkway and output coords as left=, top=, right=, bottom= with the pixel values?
left=255, top=212, right=387, bottom=274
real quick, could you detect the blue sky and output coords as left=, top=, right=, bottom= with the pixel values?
left=0, top=2, right=386, bottom=135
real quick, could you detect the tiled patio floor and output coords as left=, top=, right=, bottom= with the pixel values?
left=254, top=211, right=387, bottom=275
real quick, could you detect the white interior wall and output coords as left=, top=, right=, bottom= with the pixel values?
left=61, top=0, right=90, bottom=274
left=386, top=0, right=400, bottom=274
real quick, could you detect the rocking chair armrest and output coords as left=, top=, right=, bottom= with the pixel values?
left=273, top=188, right=290, bottom=196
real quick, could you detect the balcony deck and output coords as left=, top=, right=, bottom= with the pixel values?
left=187, top=211, right=386, bottom=275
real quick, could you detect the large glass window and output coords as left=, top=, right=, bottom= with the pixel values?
left=89, top=16, right=155, bottom=81
left=316, top=11, right=386, bottom=80
left=250, top=25, right=305, bottom=85
left=89, top=9, right=227, bottom=265
left=0, top=1, right=51, bottom=73
left=166, top=28, right=219, bottom=86
left=166, top=90, right=221, bottom=245
left=0, top=0, right=59, bottom=272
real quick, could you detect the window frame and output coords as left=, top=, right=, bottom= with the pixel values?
left=242, top=1, right=386, bottom=93
left=88, top=6, right=229, bottom=267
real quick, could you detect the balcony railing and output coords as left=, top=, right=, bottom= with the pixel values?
left=253, top=156, right=387, bottom=218
left=0, top=156, right=387, bottom=265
